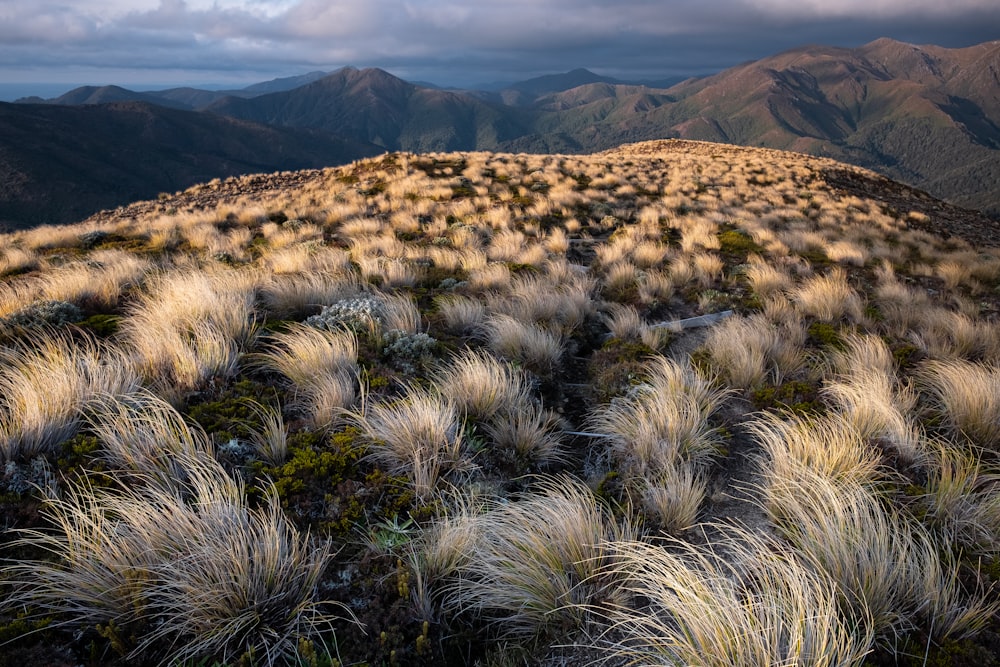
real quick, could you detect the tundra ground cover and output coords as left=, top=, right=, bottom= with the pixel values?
left=0, top=140, right=998, bottom=666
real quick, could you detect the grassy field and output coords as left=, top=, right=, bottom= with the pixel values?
left=0, top=139, right=998, bottom=666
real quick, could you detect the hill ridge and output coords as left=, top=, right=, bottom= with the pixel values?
left=3, top=37, right=999, bottom=228
left=3, top=138, right=1000, bottom=666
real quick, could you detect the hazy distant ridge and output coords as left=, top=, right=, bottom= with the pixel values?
left=3, top=38, right=999, bottom=227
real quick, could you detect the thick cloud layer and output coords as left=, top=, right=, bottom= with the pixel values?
left=1, top=0, right=996, bottom=91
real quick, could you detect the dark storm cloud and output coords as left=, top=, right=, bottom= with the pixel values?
left=0, top=0, right=996, bottom=90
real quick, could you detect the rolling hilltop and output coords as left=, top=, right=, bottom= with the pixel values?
left=4, top=38, right=999, bottom=229
left=0, top=140, right=999, bottom=666
left=0, top=101, right=380, bottom=230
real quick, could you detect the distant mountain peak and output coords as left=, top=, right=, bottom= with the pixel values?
left=865, top=36, right=912, bottom=47
left=507, top=68, right=622, bottom=96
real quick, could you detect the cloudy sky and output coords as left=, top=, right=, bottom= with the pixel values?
left=1, top=0, right=997, bottom=98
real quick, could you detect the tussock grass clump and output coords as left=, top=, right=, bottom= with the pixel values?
left=792, top=268, right=864, bottom=323
left=349, top=384, right=464, bottom=499
left=86, top=391, right=212, bottom=479
left=751, top=412, right=882, bottom=486
left=1, top=454, right=349, bottom=666
left=122, top=269, right=259, bottom=393
left=829, top=332, right=897, bottom=377
left=603, top=529, right=874, bottom=667
left=0, top=332, right=142, bottom=459
left=481, top=403, right=566, bottom=469
left=745, top=255, right=793, bottom=298
left=244, top=402, right=289, bottom=465
left=589, top=357, right=726, bottom=531
left=467, top=262, right=512, bottom=292
left=630, top=239, right=670, bottom=268
left=433, top=348, right=564, bottom=469
left=439, top=477, right=633, bottom=640
left=252, top=323, right=359, bottom=427
left=703, top=312, right=807, bottom=388
left=824, top=334, right=923, bottom=464
left=912, top=308, right=1000, bottom=361
left=874, top=270, right=930, bottom=336
left=638, top=268, right=675, bottom=304
left=381, top=292, right=423, bottom=334
left=0, top=246, right=38, bottom=276
left=637, top=465, right=709, bottom=533
left=0, top=277, right=42, bottom=319
left=589, top=357, right=725, bottom=477
left=603, top=303, right=645, bottom=341
left=482, top=314, right=564, bottom=374
left=764, top=465, right=996, bottom=640
left=263, top=244, right=351, bottom=275
left=919, top=359, right=1000, bottom=449
left=259, top=271, right=361, bottom=319
left=923, top=441, right=1000, bottom=553
left=435, top=293, right=487, bottom=334
left=433, top=348, right=531, bottom=422
left=924, top=441, right=1000, bottom=553
left=41, top=250, right=152, bottom=310
left=822, top=372, right=923, bottom=465
left=489, top=273, right=594, bottom=336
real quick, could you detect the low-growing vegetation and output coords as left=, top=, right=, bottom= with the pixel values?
left=1, top=139, right=999, bottom=666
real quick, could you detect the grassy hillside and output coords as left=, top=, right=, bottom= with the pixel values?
left=7, top=40, right=999, bottom=231
left=0, top=140, right=999, bottom=666
left=0, top=101, right=381, bottom=230
left=195, top=41, right=1000, bottom=218
left=515, top=39, right=1000, bottom=217
left=206, top=67, right=535, bottom=153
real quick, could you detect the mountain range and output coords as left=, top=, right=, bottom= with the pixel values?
left=3, top=37, right=998, bottom=229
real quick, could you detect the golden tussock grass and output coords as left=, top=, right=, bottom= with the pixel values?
left=911, top=308, right=1000, bottom=361
left=792, top=267, right=864, bottom=323
left=603, top=527, right=875, bottom=666
left=0, top=333, right=142, bottom=460
left=703, top=312, right=808, bottom=388
left=251, top=323, right=359, bottom=428
left=919, top=359, right=1000, bottom=449
left=2, top=141, right=999, bottom=665
left=824, top=334, right=923, bottom=464
left=432, top=347, right=531, bottom=423
left=348, top=384, right=465, bottom=500
left=763, top=465, right=998, bottom=640
left=434, top=294, right=487, bottom=334
left=259, top=271, right=361, bottom=319
left=752, top=412, right=883, bottom=488
left=588, top=356, right=725, bottom=478
left=481, top=314, right=565, bottom=374
left=121, top=269, right=259, bottom=393
left=745, top=255, right=793, bottom=298
left=2, top=453, right=350, bottom=665
left=438, top=477, right=635, bottom=640
left=922, top=441, right=1000, bottom=554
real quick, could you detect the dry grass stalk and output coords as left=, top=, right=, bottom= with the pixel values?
left=440, top=477, right=634, bottom=640
left=348, top=384, right=465, bottom=500
left=252, top=324, right=358, bottom=427
left=1, top=454, right=350, bottom=665
left=603, top=528, right=874, bottom=666
left=0, top=333, right=142, bottom=459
